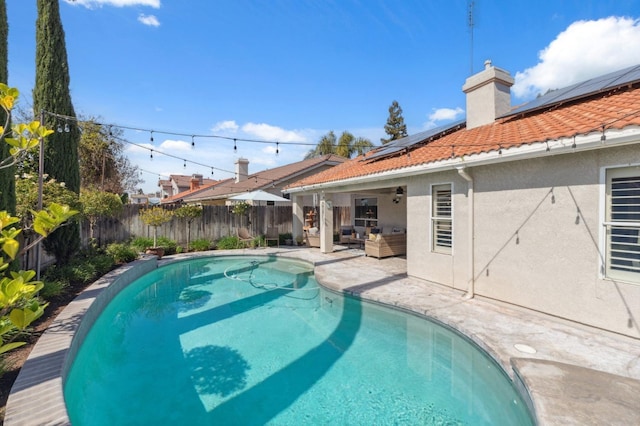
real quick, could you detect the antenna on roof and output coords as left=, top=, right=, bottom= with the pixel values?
left=468, top=0, right=475, bottom=75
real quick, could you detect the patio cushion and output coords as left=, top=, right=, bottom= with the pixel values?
left=342, top=228, right=353, bottom=235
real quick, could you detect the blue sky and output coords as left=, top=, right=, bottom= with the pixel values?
left=7, top=0, right=640, bottom=193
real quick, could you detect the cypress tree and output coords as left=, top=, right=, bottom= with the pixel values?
left=0, top=0, right=15, bottom=214
left=381, top=100, right=408, bottom=144
left=33, top=0, right=80, bottom=264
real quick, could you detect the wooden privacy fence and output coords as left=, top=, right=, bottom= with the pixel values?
left=85, top=204, right=351, bottom=247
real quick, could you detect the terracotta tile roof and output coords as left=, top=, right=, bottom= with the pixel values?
left=169, top=174, right=216, bottom=189
left=160, top=181, right=219, bottom=204
left=181, top=154, right=347, bottom=202
left=289, top=85, right=640, bottom=187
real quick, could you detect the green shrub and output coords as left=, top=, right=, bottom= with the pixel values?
left=131, top=236, right=154, bottom=252
left=279, top=232, right=292, bottom=244
left=43, top=254, right=115, bottom=287
left=190, top=238, right=212, bottom=252
left=216, top=236, right=240, bottom=250
left=89, top=254, right=115, bottom=277
left=40, top=280, right=69, bottom=299
left=156, top=237, right=178, bottom=255
left=176, top=245, right=184, bottom=254
left=252, top=236, right=264, bottom=248
left=106, top=243, right=138, bottom=264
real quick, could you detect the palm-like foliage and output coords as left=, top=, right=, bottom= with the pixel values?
left=305, top=131, right=374, bottom=159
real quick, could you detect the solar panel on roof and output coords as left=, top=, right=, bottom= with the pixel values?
left=366, top=119, right=465, bottom=161
left=504, top=64, right=640, bottom=117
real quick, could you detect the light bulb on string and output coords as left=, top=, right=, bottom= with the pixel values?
left=211, top=167, right=214, bottom=176
left=150, top=149, right=154, bottom=160
left=183, top=159, right=186, bottom=169
left=191, top=135, right=195, bottom=147
left=150, top=131, right=154, bottom=143
left=233, top=138, right=237, bottom=153
left=276, top=142, right=279, bottom=156
left=57, top=121, right=63, bottom=133
left=64, top=120, right=70, bottom=133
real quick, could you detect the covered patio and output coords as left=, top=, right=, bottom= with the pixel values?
left=288, top=184, right=408, bottom=255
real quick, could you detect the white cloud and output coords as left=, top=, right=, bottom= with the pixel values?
left=159, top=139, right=192, bottom=152
left=138, top=14, right=160, bottom=27
left=241, top=122, right=307, bottom=142
left=211, top=120, right=239, bottom=133
left=424, top=107, right=464, bottom=129
left=64, top=0, right=160, bottom=8
left=125, top=142, right=154, bottom=154
left=513, top=17, right=640, bottom=99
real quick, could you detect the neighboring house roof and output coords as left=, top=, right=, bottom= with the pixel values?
left=287, top=67, right=640, bottom=190
left=182, top=154, right=347, bottom=203
left=158, top=179, right=172, bottom=194
left=170, top=174, right=216, bottom=191
left=160, top=181, right=218, bottom=204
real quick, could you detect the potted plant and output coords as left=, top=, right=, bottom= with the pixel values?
left=139, top=206, right=174, bottom=258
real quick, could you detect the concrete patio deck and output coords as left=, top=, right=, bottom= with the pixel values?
left=5, top=245, right=640, bottom=425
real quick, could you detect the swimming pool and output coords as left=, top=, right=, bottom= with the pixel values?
left=64, top=255, right=533, bottom=425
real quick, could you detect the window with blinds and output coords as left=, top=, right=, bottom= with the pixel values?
left=432, top=184, right=452, bottom=253
left=605, top=168, right=640, bottom=283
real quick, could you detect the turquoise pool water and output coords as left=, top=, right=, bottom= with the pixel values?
left=64, top=255, right=533, bottom=425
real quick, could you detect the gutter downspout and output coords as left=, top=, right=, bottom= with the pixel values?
left=457, top=167, right=475, bottom=299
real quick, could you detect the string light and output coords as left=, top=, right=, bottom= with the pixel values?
left=600, top=126, right=606, bottom=142
left=64, top=120, right=70, bottom=133
left=183, top=159, right=186, bottom=168
left=38, top=109, right=640, bottom=190
left=545, top=141, right=550, bottom=152
left=39, top=107, right=640, bottom=156
left=191, top=135, right=195, bottom=147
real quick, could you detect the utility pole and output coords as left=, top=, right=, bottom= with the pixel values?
left=468, top=0, right=475, bottom=75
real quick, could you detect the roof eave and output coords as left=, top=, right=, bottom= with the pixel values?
left=285, top=127, right=640, bottom=194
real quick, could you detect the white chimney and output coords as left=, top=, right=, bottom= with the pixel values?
left=462, top=60, right=514, bottom=130
left=235, top=158, right=249, bottom=183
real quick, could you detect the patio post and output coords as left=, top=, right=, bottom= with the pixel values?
left=292, top=195, right=304, bottom=244
left=320, top=192, right=334, bottom=253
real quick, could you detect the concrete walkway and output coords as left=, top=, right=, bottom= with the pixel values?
left=6, top=245, right=640, bottom=425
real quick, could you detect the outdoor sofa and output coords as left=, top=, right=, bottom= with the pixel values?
left=364, top=229, right=406, bottom=259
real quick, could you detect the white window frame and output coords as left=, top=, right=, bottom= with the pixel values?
left=431, top=183, right=452, bottom=254
left=600, top=165, right=640, bottom=284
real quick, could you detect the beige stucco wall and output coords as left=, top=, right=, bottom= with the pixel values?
left=407, top=145, right=640, bottom=338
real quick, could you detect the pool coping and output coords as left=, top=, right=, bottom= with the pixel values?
left=5, top=248, right=640, bottom=425
left=4, top=257, right=158, bottom=426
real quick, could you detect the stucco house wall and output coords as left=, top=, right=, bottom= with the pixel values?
left=407, top=145, right=640, bottom=338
